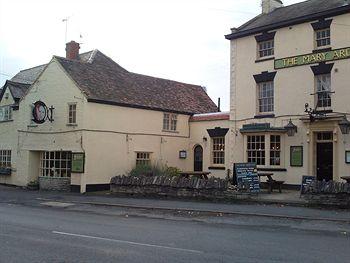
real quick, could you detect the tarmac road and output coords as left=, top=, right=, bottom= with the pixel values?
left=1, top=199, right=350, bottom=262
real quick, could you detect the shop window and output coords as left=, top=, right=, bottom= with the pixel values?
left=136, top=152, right=151, bottom=166
left=315, top=28, right=330, bottom=48
left=212, top=137, right=225, bottom=165
left=258, top=81, right=274, bottom=113
left=270, top=135, right=281, bottom=166
left=68, top=103, right=77, bottom=124
left=258, top=39, right=274, bottom=58
left=0, top=150, right=11, bottom=168
left=247, top=135, right=265, bottom=165
left=0, top=106, right=12, bottom=122
left=163, top=113, right=177, bottom=131
left=316, top=74, right=331, bottom=108
left=40, top=151, right=72, bottom=177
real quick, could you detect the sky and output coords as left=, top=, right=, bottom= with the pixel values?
left=0, top=0, right=303, bottom=110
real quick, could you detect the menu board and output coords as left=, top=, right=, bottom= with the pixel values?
left=234, top=163, right=260, bottom=193
left=290, top=146, right=303, bottom=167
left=72, top=153, right=85, bottom=173
left=300, top=175, right=315, bottom=195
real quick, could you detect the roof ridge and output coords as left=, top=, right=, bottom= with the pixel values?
left=18, top=63, right=47, bottom=72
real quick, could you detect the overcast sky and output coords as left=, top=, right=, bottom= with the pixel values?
left=0, top=0, right=303, bottom=110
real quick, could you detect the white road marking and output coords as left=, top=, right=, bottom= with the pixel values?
left=52, top=231, right=203, bottom=254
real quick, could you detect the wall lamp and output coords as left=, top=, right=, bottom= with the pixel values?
left=285, top=119, right=298, bottom=137
left=339, top=115, right=350, bottom=135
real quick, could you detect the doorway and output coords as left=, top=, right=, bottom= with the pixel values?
left=316, top=132, right=333, bottom=181
left=194, top=145, right=203, bottom=172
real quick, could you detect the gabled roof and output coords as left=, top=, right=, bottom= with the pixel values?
left=225, top=0, right=350, bottom=40
left=11, top=64, right=47, bottom=84
left=55, top=50, right=218, bottom=115
left=0, top=80, right=31, bottom=103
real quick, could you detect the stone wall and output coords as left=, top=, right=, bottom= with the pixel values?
left=39, top=177, right=71, bottom=192
left=303, top=180, right=350, bottom=208
left=110, top=175, right=228, bottom=199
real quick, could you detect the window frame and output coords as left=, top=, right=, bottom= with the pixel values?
left=163, top=113, right=177, bottom=132
left=257, top=81, right=274, bottom=114
left=0, top=105, right=13, bottom=122
left=315, top=73, right=332, bottom=109
left=0, top=150, right=11, bottom=168
left=135, top=152, right=151, bottom=166
left=40, top=151, right=72, bottom=178
left=315, top=28, right=331, bottom=48
left=257, top=39, right=274, bottom=59
left=212, top=137, right=225, bottom=166
left=270, top=135, right=281, bottom=166
left=68, top=103, right=77, bottom=125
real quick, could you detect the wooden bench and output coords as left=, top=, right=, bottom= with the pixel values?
left=266, top=179, right=285, bottom=193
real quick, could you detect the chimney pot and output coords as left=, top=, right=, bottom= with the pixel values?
left=66, top=41, right=80, bottom=60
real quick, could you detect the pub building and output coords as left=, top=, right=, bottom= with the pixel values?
left=0, top=42, right=230, bottom=192
left=226, top=0, right=350, bottom=187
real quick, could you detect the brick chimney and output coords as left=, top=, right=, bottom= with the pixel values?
left=66, top=41, right=80, bottom=60
left=262, top=0, right=283, bottom=14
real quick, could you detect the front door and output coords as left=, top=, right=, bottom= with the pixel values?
left=316, top=142, right=333, bottom=181
left=194, top=145, right=203, bottom=172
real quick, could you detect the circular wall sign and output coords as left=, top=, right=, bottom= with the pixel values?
left=32, top=101, right=48, bottom=124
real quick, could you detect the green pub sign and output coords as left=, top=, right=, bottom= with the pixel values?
left=72, top=153, right=85, bottom=173
left=290, top=146, right=303, bottom=167
left=275, top=47, right=350, bottom=69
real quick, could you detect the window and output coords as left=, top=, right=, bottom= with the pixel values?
left=316, top=74, right=331, bottom=108
left=315, top=28, right=330, bottom=48
left=258, top=40, right=274, bottom=58
left=0, top=150, right=11, bottom=168
left=212, top=137, right=225, bottom=165
left=136, top=152, right=151, bottom=166
left=163, top=113, right=177, bottom=131
left=247, top=135, right=265, bottom=165
left=270, top=135, right=281, bottom=166
left=258, top=81, right=274, bottom=113
left=68, top=103, right=77, bottom=124
left=0, top=106, right=12, bottom=122
left=40, top=151, right=72, bottom=177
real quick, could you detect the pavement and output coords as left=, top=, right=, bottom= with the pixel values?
left=0, top=185, right=350, bottom=263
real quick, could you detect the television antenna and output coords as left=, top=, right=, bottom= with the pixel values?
left=62, top=17, right=70, bottom=43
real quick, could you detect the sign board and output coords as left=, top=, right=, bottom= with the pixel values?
left=275, top=47, right=350, bottom=69
left=71, top=153, right=85, bottom=173
left=300, top=175, right=316, bottom=195
left=290, top=146, right=303, bottom=167
left=234, top=163, right=260, bottom=193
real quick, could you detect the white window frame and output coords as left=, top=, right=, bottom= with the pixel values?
left=315, top=74, right=332, bottom=109
left=136, top=152, right=151, bottom=166
left=0, top=150, right=11, bottom=168
left=315, top=28, right=330, bottom=48
left=163, top=113, right=177, bottom=132
left=257, top=39, right=274, bottom=59
left=212, top=137, right=225, bottom=165
left=270, top=135, right=281, bottom=166
left=257, top=81, right=274, bottom=114
left=40, top=151, right=72, bottom=178
left=68, top=103, right=77, bottom=125
left=0, top=106, right=12, bottom=122
left=247, top=135, right=266, bottom=166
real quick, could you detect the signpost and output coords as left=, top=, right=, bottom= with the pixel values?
left=72, top=153, right=85, bottom=173
left=234, top=163, right=260, bottom=193
left=300, top=175, right=316, bottom=195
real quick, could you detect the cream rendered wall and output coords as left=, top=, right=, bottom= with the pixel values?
left=230, top=13, right=350, bottom=185
left=15, top=58, right=87, bottom=186
left=81, top=103, right=191, bottom=191
left=189, top=120, right=230, bottom=178
left=0, top=89, right=20, bottom=185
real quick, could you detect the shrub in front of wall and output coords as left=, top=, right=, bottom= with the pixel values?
left=128, top=164, right=182, bottom=177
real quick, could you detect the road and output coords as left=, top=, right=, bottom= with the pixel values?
left=0, top=187, right=350, bottom=262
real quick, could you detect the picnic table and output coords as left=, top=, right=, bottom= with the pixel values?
left=179, top=171, right=211, bottom=180
left=258, top=172, right=285, bottom=193
left=340, top=176, right=350, bottom=184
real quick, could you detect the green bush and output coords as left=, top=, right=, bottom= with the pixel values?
left=129, top=164, right=181, bottom=177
